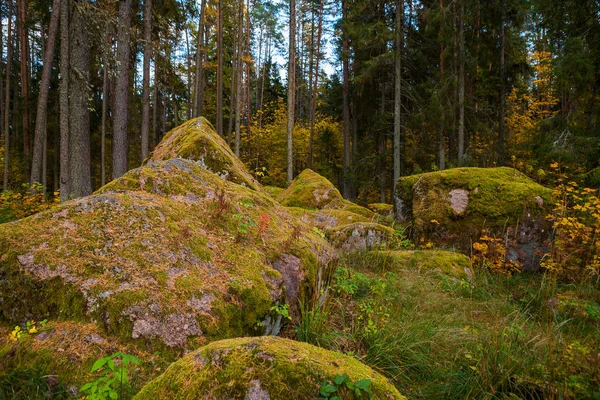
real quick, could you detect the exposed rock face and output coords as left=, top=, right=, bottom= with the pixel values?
left=327, top=223, right=397, bottom=252
left=132, top=336, right=406, bottom=400
left=0, top=120, right=335, bottom=350
left=394, top=167, right=553, bottom=270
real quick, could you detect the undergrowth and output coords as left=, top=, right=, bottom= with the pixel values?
left=295, top=251, right=600, bottom=399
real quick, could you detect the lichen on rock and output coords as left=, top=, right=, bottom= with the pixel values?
left=132, top=336, right=406, bottom=400
left=327, top=222, right=398, bottom=252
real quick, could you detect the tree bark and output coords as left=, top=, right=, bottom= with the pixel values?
left=18, top=0, right=30, bottom=183
left=68, top=0, right=91, bottom=198
left=4, top=1, right=13, bottom=190
left=59, top=0, right=69, bottom=200
left=439, top=0, right=445, bottom=170
left=393, top=0, right=403, bottom=186
left=31, top=0, right=60, bottom=185
left=308, top=0, right=323, bottom=170
left=234, top=1, right=242, bottom=156
left=342, top=0, right=352, bottom=198
left=457, top=0, right=465, bottom=164
left=216, top=0, right=223, bottom=135
left=287, top=0, right=296, bottom=183
left=193, top=0, right=206, bottom=118
left=141, top=0, right=152, bottom=161
left=112, top=0, right=133, bottom=179
left=498, top=0, right=506, bottom=165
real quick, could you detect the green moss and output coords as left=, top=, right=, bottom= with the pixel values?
left=394, top=167, right=553, bottom=249
left=133, top=336, right=405, bottom=400
left=364, top=250, right=472, bottom=279
left=278, top=169, right=344, bottom=209
left=145, top=117, right=262, bottom=191
left=188, top=236, right=211, bottom=262
left=264, top=185, right=284, bottom=198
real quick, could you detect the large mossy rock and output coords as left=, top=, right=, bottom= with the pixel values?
left=278, top=169, right=375, bottom=218
left=145, top=117, right=262, bottom=191
left=394, top=167, right=552, bottom=269
left=0, top=122, right=335, bottom=352
left=133, top=336, right=405, bottom=400
left=369, top=250, right=473, bottom=279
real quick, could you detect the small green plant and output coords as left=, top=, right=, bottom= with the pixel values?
left=270, top=303, right=292, bottom=320
left=9, top=319, right=47, bottom=341
left=80, top=352, right=141, bottom=400
left=233, top=213, right=256, bottom=239
left=317, top=373, right=373, bottom=399
left=313, top=226, right=326, bottom=238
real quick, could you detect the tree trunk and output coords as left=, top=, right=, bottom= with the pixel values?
left=112, top=0, right=133, bottom=179
left=101, top=41, right=109, bottom=187
left=498, top=0, right=506, bottom=165
left=31, top=0, right=60, bottom=185
left=185, top=24, right=192, bottom=120
left=308, top=0, right=323, bottom=170
left=245, top=0, right=251, bottom=147
left=59, top=0, right=69, bottom=200
left=216, top=0, right=223, bottom=135
left=457, top=0, right=465, bottom=164
left=4, top=1, right=13, bottom=191
left=342, top=0, right=352, bottom=198
left=234, top=1, right=242, bottom=156
left=18, top=0, right=30, bottom=183
left=287, top=0, right=296, bottom=183
left=193, top=0, right=206, bottom=118
left=393, top=0, right=403, bottom=186
left=439, top=0, right=445, bottom=170
left=141, top=0, right=152, bottom=161
left=69, top=0, right=91, bottom=198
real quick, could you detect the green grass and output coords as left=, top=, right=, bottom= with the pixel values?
left=295, top=251, right=600, bottom=399
left=0, top=368, right=75, bottom=399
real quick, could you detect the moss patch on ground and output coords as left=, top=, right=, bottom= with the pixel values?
left=133, top=336, right=405, bottom=400
left=0, top=321, right=165, bottom=392
left=365, top=250, right=472, bottom=279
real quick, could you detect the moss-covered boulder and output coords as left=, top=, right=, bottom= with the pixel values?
left=288, top=207, right=375, bottom=230
left=394, top=167, right=552, bottom=270
left=327, top=223, right=398, bottom=252
left=0, top=123, right=335, bottom=352
left=145, top=117, right=262, bottom=191
left=369, top=203, right=394, bottom=219
left=278, top=169, right=375, bottom=218
left=133, top=336, right=405, bottom=400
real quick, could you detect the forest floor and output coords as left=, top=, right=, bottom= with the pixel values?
left=293, top=250, right=600, bottom=399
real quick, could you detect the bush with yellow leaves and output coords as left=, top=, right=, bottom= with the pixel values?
left=471, top=230, right=521, bottom=275
left=0, top=182, right=59, bottom=223
left=541, top=164, right=600, bottom=278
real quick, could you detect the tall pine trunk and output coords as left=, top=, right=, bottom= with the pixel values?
left=18, top=0, right=30, bottom=183
left=393, top=0, right=403, bottom=186
left=59, top=0, right=69, bottom=200
left=112, top=0, right=133, bottom=179
left=216, top=0, right=223, bottom=135
left=342, top=0, right=352, bottom=199
left=498, top=0, right=506, bottom=165
left=193, top=0, right=206, bottom=118
left=31, top=0, right=60, bottom=185
left=4, top=1, right=13, bottom=190
left=69, top=0, right=91, bottom=198
left=141, top=0, right=152, bottom=161
left=457, top=0, right=465, bottom=164
left=287, top=0, right=296, bottom=183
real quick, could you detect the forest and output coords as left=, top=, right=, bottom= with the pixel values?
left=0, top=0, right=599, bottom=399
